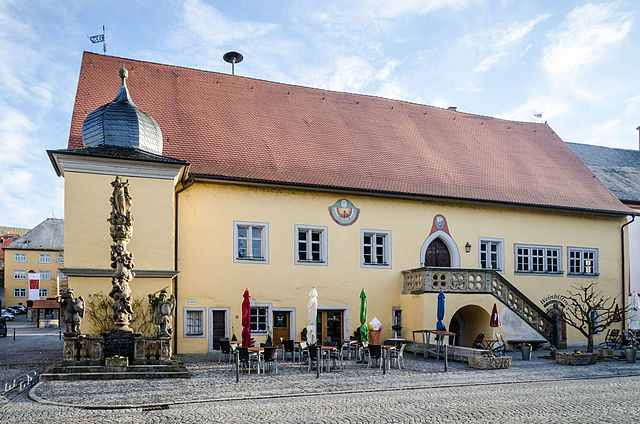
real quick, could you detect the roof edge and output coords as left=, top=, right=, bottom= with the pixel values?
left=189, top=173, right=637, bottom=217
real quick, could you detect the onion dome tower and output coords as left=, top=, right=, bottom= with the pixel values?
left=81, top=67, right=163, bottom=155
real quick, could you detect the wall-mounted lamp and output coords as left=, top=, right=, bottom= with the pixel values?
left=465, top=242, right=471, bottom=253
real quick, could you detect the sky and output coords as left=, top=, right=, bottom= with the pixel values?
left=1, top=0, right=639, bottom=228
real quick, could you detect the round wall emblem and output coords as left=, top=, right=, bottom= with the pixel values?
left=329, top=199, right=360, bottom=226
left=435, top=215, right=445, bottom=229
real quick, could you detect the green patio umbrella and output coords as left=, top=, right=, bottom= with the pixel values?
left=360, top=288, right=368, bottom=343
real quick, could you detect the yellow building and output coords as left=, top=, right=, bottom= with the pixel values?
left=3, top=218, right=65, bottom=307
left=48, top=53, right=635, bottom=353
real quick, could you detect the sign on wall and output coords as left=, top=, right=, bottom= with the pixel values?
left=328, top=199, right=360, bottom=226
left=28, top=272, right=40, bottom=300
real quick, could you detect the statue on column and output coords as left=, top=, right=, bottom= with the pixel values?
left=149, top=289, right=176, bottom=337
left=58, top=288, right=85, bottom=336
left=108, top=176, right=135, bottom=332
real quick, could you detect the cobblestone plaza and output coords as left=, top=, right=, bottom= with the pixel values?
left=2, top=317, right=639, bottom=423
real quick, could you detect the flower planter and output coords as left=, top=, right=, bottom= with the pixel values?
left=105, top=356, right=129, bottom=367
left=468, top=355, right=511, bottom=370
left=626, top=348, right=637, bottom=364
left=555, top=352, right=597, bottom=366
left=597, top=348, right=615, bottom=360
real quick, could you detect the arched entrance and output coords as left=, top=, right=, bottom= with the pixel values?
left=420, top=230, right=460, bottom=267
left=546, top=304, right=567, bottom=346
left=425, top=238, right=450, bottom=267
left=449, top=305, right=490, bottom=347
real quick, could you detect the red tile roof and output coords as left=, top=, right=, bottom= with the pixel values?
left=68, top=52, right=632, bottom=215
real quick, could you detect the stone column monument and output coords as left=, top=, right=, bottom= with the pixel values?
left=108, top=176, right=135, bottom=332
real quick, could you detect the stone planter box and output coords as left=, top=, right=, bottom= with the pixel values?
left=555, top=352, right=597, bottom=366
left=105, top=356, right=129, bottom=367
left=468, top=355, right=511, bottom=370
left=597, top=348, right=615, bottom=360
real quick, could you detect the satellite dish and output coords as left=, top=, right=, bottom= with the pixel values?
left=223, top=51, right=243, bottom=75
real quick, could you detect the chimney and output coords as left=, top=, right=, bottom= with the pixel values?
left=447, top=106, right=457, bottom=111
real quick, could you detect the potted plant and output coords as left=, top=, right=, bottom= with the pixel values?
left=521, top=343, right=532, bottom=361
left=625, top=344, right=637, bottom=364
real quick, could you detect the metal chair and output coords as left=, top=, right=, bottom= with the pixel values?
left=472, top=333, right=485, bottom=349
left=368, top=344, right=382, bottom=368
left=238, top=347, right=259, bottom=374
left=297, top=341, right=308, bottom=362
left=282, top=339, right=296, bottom=361
left=308, top=344, right=321, bottom=372
left=491, top=334, right=506, bottom=356
left=220, top=340, right=232, bottom=363
left=262, top=346, right=278, bottom=373
left=390, top=343, right=406, bottom=369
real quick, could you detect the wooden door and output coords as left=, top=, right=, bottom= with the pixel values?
left=272, top=311, right=290, bottom=347
left=317, top=310, right=343, bottom=344
left=211, top=310, right=226, bottom=350
left=425, top=238, right=451, bottom=267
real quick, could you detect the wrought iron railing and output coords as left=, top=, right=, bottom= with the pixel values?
left=402, top=267, right=554, bottom=344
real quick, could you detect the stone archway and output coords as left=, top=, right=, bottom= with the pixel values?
left=449, top=305, right=490, bottom=347
left=420, top=230, right=460, bottom=267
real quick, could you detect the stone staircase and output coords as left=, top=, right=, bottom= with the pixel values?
left=402, top=267, right=557, bottom=347
left=40, top=359, right=189, bottom=381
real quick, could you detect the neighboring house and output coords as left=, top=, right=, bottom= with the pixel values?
left=567, top=142, right=640, bottom=327
left=47, top=52, right=635, bottom=353
left=3, top=218, right=65, bottom=308
left=0, top=229, right=29, bottom=308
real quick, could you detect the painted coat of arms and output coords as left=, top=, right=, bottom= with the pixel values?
left=328, top=199, right=360, bottom=226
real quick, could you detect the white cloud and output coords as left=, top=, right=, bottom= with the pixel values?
left=542, top=3, right=632, bottom=76
left=497, top=97, right=568, bottom=122
left=364, top=0, right=480, bottom=19
left=467, top=13, right=550, bottom=72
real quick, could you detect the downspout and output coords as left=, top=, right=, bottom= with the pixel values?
left=174, top=175, right=194, bottom=354
left=621, top=215, right=635, bottom=331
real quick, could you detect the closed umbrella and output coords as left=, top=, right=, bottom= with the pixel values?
left=436, top=290, right=446, bottom=331
left=629, top=292, right=639, bottom=330
left=359, top=289, right=368, bottom=343
left=241, top=288, right=251, bottom=348
left=489, top=303, right=501, bottom=338
left=306, top=287, right=318, bottom=345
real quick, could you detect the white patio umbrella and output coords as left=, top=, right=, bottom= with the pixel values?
left=629, top=292, right=640, bottom=330
left=306, top=287, right=318, bottom=345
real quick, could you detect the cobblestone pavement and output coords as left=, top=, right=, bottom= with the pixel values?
left=0, top=346, right=638, bottom=422
left=0, top=314, right=63, bottom=382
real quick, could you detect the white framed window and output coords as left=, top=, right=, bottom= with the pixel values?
left=57, top=254, right=64, bottom=264
left=361, top=229, right=391, bottom=268
left=295, top=225, right=328, bottom=265
left=39, top=288, right=48, bottom=298
left=183, top=307, right=205, bottom=337
left=479, top=238, right=504, bottom=272
left=13, top=270, right=26, bottom=280
left=14, top=288, right=26, bottom=297
left=39, top=270, right=51, bottom=280
left=57, top=270, right=67, bottom=281
left=568, top=247, right=598, bottom=276
left=515, top=244, right=562, bottom=274
left=39, top=253, right=51, bottom=264
left=250, top=307, right=269, bottom=333
left=14, top=252, right=26, bottom=262
left=233, top=221, right=269, bottom=263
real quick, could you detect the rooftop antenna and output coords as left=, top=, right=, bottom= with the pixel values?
left=223, top=51, right=243, bottom=75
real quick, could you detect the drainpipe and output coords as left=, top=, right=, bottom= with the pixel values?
left=174, top=175, right=195, bottom=354
left=621, top=215, right=635, bottom=330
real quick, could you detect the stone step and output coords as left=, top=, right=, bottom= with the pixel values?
left=48, top=364, right=183, bottom=374
left=40, top=370, right=190, bottom=381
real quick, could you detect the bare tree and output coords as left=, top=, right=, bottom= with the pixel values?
left=563, top=282, right=626, bottom=352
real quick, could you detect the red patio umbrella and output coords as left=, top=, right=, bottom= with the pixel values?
left=242, top=288, right=251, bottom=348
left=490, top=303, right=501, bottom=338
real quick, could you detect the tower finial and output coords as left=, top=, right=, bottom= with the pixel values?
left=119, top=67, right=128, bottom=83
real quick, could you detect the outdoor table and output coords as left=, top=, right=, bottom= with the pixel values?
left=413, top=330, right=456, bottom=361
left=343, top=340, right=357, bottom=359
left=248, top=347, right=264, bottom=374
left=382, top=345, right=396, bottom=370
left=321, top=346, right=338, bottom=371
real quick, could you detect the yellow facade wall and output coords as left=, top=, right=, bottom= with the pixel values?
left=175, top=181, right=627, bottom=353
left=63, top=171, right=178, bottom=335
left=4, top=249, right=63, bottom=306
